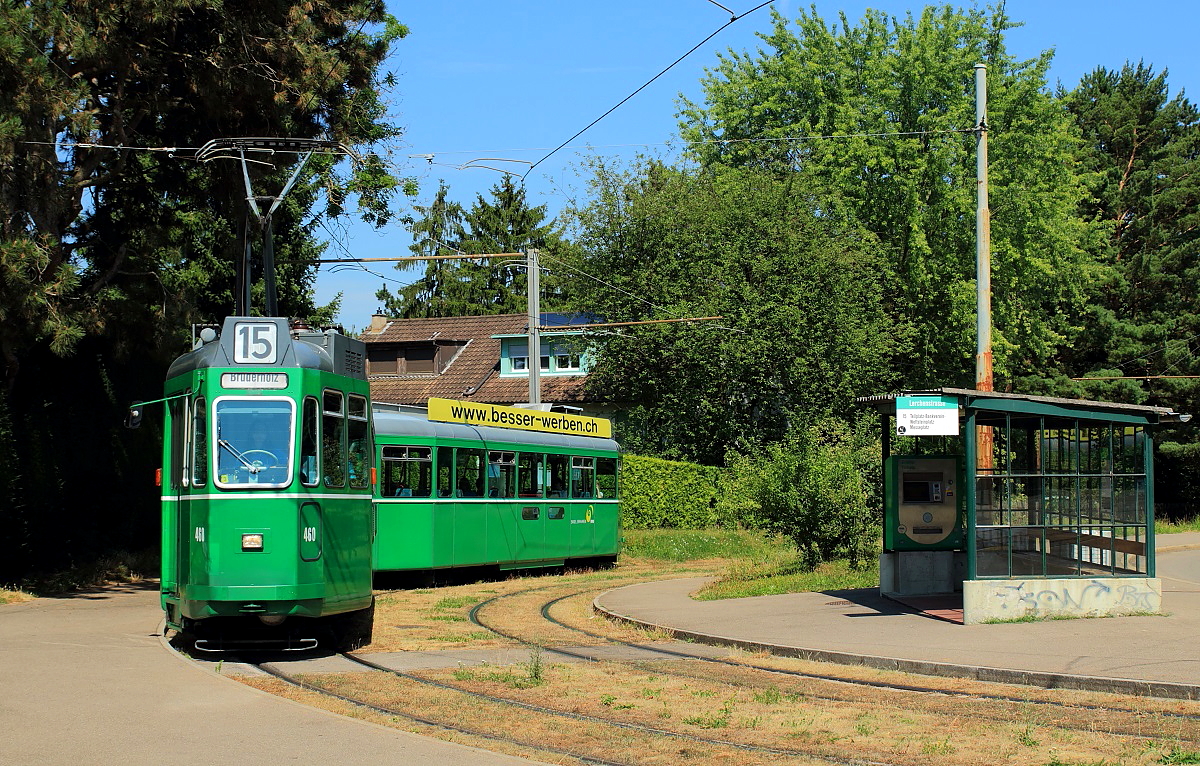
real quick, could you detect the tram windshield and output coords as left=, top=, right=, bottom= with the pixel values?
left=213, top=398, right=294, bottom=488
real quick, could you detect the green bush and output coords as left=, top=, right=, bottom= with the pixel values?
left=729, top=420, right=880, bottom=569
left=620, top=454, right=720, bottom=529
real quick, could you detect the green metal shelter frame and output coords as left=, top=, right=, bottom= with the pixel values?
left=858, top=389, right=1190, bottom=583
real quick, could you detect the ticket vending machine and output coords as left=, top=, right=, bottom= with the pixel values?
left=881, top=455, right=965, bottom=597
left=884, top=455, right=965, bottom=551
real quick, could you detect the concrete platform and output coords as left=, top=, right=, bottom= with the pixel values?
left=7, top=533, right=1200, bottom=765
left=0, top=581, right=544, bottom=766
left=593, top=533, right=1200, bottom=699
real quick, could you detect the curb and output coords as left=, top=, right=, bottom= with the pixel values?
left=592, top=588, right=1200, bottom=701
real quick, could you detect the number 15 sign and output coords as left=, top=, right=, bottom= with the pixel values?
left=233, top=321, right=279, bottom=364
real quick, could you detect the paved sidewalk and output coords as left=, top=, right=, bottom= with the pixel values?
left=0, top=582, right=543, bottom=766
left=594, top=533, right=1200, bottom=699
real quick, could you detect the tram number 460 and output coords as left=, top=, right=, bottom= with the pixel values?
left=302, top=527, right=318, bottom=543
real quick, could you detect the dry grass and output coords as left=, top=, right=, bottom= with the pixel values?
left=366, top=557, right=714, bottom=653
left=238, top=546, right=1200, bottom=765
left=0, top=586, right=35, bottom=605
left=252, top=660, right=1199, bottom=766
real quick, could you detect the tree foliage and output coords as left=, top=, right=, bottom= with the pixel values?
left=568, top=161, right=894, bottom=464
left=0, top=0, right=407, bottom=582
left=377, top=176, right=571, bottom=317
left=1064, top=63, right=1200, bottom=393
left=677, top=4, right=1093, bottom=389
left=0, top=0, right=407, bottom=387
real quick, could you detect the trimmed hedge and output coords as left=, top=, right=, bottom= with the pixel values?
left=620, top=454, right=719, bottom=529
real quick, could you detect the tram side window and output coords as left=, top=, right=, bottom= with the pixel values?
left=457, top=448, right=485, bottom=497
left=382, top=446, right=432, bottom=497
left=347, top=394, right=370, bottom=489
left=546, top=454, right=570, bottom=498
left=488, top=451, right=517, bottom=498
left=518, top=452, right=544, bottom=498
left=323, top=390, right=345, bottom=488
left=169, top=398, right=187, bottom=489
left=300, top=397, right=319, bottom=487
left=596, top=458, right=618, bottom=499
left=437, top=447, right=453, bottom=497
left=191, top=398, right=207, bottom=486
left=571, top=456, right=595, bottom=498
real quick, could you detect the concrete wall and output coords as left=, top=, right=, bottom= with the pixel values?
left=879, top=551, right=966, bottom=597
left=962, top=577, right=1162, bottom=625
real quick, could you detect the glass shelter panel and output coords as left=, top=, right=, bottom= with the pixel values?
left=974, top=414, right=1150, bottom=578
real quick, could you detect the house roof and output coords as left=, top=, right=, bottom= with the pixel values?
left=361, top=313, right=588, bottom=406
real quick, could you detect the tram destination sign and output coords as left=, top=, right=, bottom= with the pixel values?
left=221, top=372, right=289, bottom=389
left=895, top=395, right=960, bottom=436
left=428, top=398, right=612, bottom=439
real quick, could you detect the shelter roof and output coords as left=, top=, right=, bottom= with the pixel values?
left=856, top=387, right=1190, bottom=424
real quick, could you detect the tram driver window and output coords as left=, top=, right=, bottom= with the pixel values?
left=347, top=394, right=370, bottom=489
left=214, top=398, right=294, bottom=488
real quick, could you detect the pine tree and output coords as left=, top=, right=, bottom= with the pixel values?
left=378, top=176, right=570, bottom=317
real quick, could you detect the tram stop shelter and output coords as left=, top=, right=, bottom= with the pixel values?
left=856, top=388, right=1191, bottom=624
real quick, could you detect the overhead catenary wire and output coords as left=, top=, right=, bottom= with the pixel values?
left=523, top=0, right=772, bottom=177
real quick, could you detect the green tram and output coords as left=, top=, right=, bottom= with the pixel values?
left=372, top=402, right=620, bottom=574
left=158, top=316, right=375, bottom=651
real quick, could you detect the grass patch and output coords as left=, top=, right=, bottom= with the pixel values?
left=434, top=595, right=481, bottom=610
left=1156, top=516, right=1200, bottom=535
left=696, top=556, right=878, bottom=601
left=0, top=586, right=35, bottom=605
left=622, top=528, right=877, bottom=600
left=982, top=611, right=1161, bottom=625
left=620, top=528, right=785, bottom=562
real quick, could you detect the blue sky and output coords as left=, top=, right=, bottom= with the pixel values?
left=316, top=1, right=1198, bottom=328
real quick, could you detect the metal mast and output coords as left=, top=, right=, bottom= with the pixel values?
left=974, top=64, right=993, bottom=393
left=526, top=248, right=541, bottom=405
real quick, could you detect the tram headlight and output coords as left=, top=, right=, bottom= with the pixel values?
left=241, top=533, right=264, bottom=551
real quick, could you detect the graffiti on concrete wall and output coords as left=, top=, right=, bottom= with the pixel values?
left=989, top=580, right=1157, bottom=616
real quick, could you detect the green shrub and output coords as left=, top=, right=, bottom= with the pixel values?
left=731, top=420, right=880, bottom=569
left=620, top=454, right=720, bottom=529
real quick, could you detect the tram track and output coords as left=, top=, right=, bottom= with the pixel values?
left=218, top=569, right=1200, bottom=765
left=250, top=651, right=892, bottom=766
left=463, top=580, right=1200, bottom=743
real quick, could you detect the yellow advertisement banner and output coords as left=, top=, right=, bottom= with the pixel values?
left=427, top=398, right=612, bottom=439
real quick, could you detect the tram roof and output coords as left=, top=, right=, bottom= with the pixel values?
left=372, top=408, right=620, bottom=453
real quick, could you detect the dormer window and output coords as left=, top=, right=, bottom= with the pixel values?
left=501, top=337, right=588, bottom=376
left=365, top=341, right=465, bottom=375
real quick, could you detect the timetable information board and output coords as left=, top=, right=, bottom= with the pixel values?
left=896, top=395, right=960, bottom=436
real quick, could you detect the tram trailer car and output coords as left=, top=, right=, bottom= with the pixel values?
left=372, top=408, right=620, bottom=574
left=159, top=316, right=375, bottom=651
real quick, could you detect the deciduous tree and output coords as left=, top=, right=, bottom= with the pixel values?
left=568, top=161, right=894, bottom=464
left=678, top=4, right=1092, bottom=390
